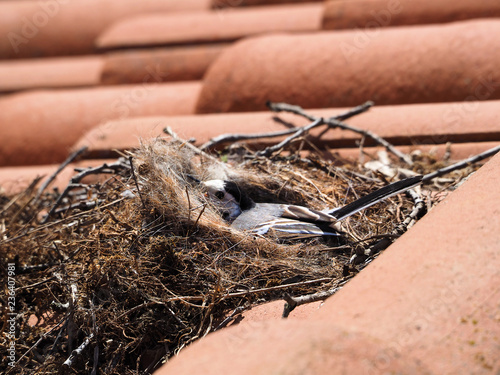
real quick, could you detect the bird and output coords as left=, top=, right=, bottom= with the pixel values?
left=200, top=175, right=423, bottom=238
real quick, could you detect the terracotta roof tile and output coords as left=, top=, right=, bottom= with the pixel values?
left=0, top=159, right=116, bottom=195
left=101, top=44, right=225, bottom=84
left=0, top=0, right=211, bottom=59
left=72, top=101, right=500, bottom=159
left=211, top=0, right=322, bottom=7
left=0, top=55, right=103, bottom=93
left=1, top=1, right=499, bottom=372
left=323, top=0, right=500, bottom=30
left=0, top=82, right=201, bottom=166
left=196, top=20, right=500, bottom=112
left=156, top=151, right=500, bottom=375
left=96, top=4, right=324, bottom=50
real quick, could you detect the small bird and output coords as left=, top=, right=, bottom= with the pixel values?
left=201, top=175, right=423, bottom=238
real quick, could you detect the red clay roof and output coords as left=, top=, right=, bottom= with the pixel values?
left=196, top=20, right=500, bottom=112
left=0, top=82, right=201, bottom=166
left=0, top=1, right=499, bottom=374
left=73, top=100, right=500, bottom=159
left=96, top=4, right=323, bottom=49
left=323, top=0, right=500, bottom=29
left=0, top=0, right=211, bottom=59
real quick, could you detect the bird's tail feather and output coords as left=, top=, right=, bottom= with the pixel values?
left=327, top=175, right=423, bottom=221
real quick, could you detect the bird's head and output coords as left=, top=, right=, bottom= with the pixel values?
left=202, top=180, right=255, bottom=222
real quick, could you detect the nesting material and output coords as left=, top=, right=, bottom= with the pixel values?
left=0, top=138, right=478, bottom=374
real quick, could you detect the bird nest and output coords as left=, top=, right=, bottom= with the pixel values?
left=0, top=106, right=488, bottom=374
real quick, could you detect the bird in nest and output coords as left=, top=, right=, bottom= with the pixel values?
left=195, top=175, right=422, bottom=239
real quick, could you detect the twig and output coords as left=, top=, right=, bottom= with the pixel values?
left=90, top=298, right=99, bottom=375
left=422, top=145, right=500, bottom=182
left=281, top=276, right=353, bottom=318
left=15, top=276, right=57, bottom=291
left=267, top=101, right=413, bottom=165
left=222, top=277, right=332, bottom=299
left=8, top=315, right=68, bottom=372
left=282, top=286, right=342, bottom=318
left=42, top=160, right=130, bottom=223
left=185, top=186, right=192, bottom=223
left=128, top=156, right=146, bottom=209
left=201, top=101, right=373, bottom=150
left=193, top=204, right=206, bottom=228
left=62, top=333, right=94, bottom=368
left=213, top=306, right=246, bottom=331
left=256, top=118, right=323, bottom=157
left=201, top=127, right=302, bottom=150
left=35, top=146, right=88, bottom=202
left=163, top=277, right=333, bottom=303
left=267, top=100, right=373, bottom=122
left=163, top=126, right=221, bottom=164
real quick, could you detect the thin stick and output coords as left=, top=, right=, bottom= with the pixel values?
left=201, top=128, right=302, bottom=150
left=256, top=118, right=323, bottom=157
left=193, top=204, right=206, bottom=228
left=268, top=101, right=413, bottom=165
left=213, top=306, right=246, bottom=331
left=185, top=186, right=192, bottom=223
left=163, top=126, right=221, bottom=164
left=62, top=333, right=94, bottom=368
left=128, top=156, right=146, bottom=209
left=35, top=146, right=88, bottom=201
left=268, top=100, right=373, bottom=121
left=9, top=315, right=68, bottom=372
left=42, top=160, right=129, bottom=224
left=163, top=277, right=332, bottom=303
left=281, top=276, right=353, bottom=318
left=201, top=101, right=373, bottom=150
left=282, top=286, right=342, bottom=318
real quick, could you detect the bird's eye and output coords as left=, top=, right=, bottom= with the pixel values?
left=214, top=191, right=225, bottom=200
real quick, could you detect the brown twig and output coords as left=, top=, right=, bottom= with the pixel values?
left=163, top=126, right=222, bottom=164
left=267, top=101, right=413, bottom=165
left=256, top=118, right=323, bottom=157
left=35, top=146, right=88, bottom=202
left=62, top=333, right=94, bottom=368
left=42, top=160, right=130, bottom=223
left=201, top=101, right=373, bottom=150
left=282, top=286, right=341, bottom=318
left=128, top=156, right=146, bottom=210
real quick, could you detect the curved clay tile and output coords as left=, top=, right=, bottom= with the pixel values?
left=0, top=159, right=116, bottom=195
left=0, top=82, right=202, bottom=166
left=96, top=4, right=323, bottom=49
left=0, top=56, right=103, bottom=93
left=0, top=0, right=211, bottom=59
left=101, top=45, right=225, bottom=85
left=212, top=0, right=322, bottom=8
left=73, top=100, right=500, bottom=159
left=195, top=20, right=500, bottom=113
left=323, top=0, right=500, bottom=30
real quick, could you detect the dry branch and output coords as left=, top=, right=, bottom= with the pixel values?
left=268, top=101, right=413, bottom=165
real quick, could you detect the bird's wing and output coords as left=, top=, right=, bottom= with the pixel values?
left=326, top=175, right=423, bottom=221
left=281, top=204, right=336, bottom=223
left=252, top=218, right=341, bottom=237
